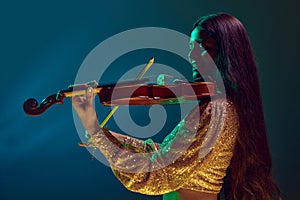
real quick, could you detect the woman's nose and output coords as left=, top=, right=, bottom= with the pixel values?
left=188, top=48, right=197, bottom=63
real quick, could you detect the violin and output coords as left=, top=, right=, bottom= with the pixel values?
left=23, top=57, right=216, bottom=117
left=23, top=79, right=215, bottom=116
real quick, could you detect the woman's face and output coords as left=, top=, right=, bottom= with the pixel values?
left=188, top=27, right=217, bottom=80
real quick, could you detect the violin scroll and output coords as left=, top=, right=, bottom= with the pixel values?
left=23, top=92, right=65, bottom=116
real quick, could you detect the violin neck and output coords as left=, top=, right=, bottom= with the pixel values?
left=61, top=78, right=149, bottom=98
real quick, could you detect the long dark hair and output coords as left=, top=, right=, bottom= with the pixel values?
left=191, top=13, right=280, bottom=199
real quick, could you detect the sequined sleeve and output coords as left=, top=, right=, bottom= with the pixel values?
left=89, top=99, right=238, bottom=195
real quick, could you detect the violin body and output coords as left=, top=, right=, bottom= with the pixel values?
left=99, top=82, right=215, bottom=106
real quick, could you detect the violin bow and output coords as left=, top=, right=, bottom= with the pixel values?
left=99, top=57, right=154, bottom=127
left=78, top=57, right=154, bottom=147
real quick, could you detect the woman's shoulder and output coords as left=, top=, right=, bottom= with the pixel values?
left=198, top=98, right=237, bottom=116
left=184, top=98, right=238, bottom=131
left=206, top=98, right=240, bottom=131
left=201, top=98, right=239, bottom=126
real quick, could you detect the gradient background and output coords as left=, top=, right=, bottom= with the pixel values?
left=1, top=0, right=299, bottom=199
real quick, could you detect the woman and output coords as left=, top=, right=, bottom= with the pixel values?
left=72, top=13, right=280, bottom=200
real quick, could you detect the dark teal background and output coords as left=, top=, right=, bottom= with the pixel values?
left=1, top=0, right=299, bottom=199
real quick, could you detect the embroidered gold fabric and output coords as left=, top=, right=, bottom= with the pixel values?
left=90, top=98, right=239, bottom=195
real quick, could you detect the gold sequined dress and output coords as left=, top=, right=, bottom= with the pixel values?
left=89, top=98, right=239, bottom=197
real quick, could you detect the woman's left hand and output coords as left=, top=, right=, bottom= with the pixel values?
left=70, top=81, right=101, bottom=134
